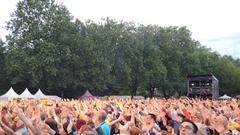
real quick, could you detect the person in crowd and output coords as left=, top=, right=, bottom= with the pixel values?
left=0, top=98, right=239, bottom=135
left=179, top=119, right=198, bottom=135
left=94, top=110, right=110, bottom=135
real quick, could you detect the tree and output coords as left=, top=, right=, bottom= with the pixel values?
left=0, top=39, right=9, bottom=92
left=135, top=25, right=167, bottom=97
left=143, top=44, right=167, bottom=97
left=5, top=0, right=80, bottom=94
left=0, top=39, right=4, bottom=71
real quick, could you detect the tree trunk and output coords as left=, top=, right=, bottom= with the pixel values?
left=149, top=87, right=154, bottom=98
left=131, top=79, right=138, bottom=99
left=148, top=82, right=155, bottom=98
left=42, top=67, right=48, bottom=90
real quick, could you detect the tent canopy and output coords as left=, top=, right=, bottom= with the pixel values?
left=47, top=95, right=61, bottom=100
left=34, top=89, right=47, bottom=99
left=81, top=90, right=95, bottom=99
left=1, top=87, right=61, bottom=100
left=219, top=94, right=232, bottom=99
left=0, top=87, right=19, bottom=101
left=0, top=87, right=19, bottom=98
left=105, top=96, right=144, bottom=99
left=19, top=88, right=35, bottom=99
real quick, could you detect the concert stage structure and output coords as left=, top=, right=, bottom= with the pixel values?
left=187, top=74, right=219, bottom=100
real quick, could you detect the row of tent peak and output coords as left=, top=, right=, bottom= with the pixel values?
left=0, top=87, right=61, bottom=100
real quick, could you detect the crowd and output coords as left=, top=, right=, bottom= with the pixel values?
left=0, top=98, right=240, bottom=135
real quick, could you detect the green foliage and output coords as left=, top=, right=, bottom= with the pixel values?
left=0, top=40, right=4, bottom=68
left=0, top=39, right=10, bottom=93
left=0, top=39, right=5, bottom=78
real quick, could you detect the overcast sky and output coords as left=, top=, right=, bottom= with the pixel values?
left=1, top=0, right=240, bottom=58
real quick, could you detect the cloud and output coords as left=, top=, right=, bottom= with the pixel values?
left=201, top=33, right=240, bottom=58
left=0, top=0, right=17, bottom=40
left=206, top=34, right=240, bottom=42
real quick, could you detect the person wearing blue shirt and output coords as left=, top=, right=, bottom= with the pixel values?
left=95, top=110, right=111, bottom=135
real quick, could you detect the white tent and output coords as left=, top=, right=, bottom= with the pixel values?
left=19, top=88, right=35, bottom=99
left=81, top=90, right=93, bottom=97
left=34, top=89, right=47, bottom=99
left=47, top=95, right=61, bottom=100
left=219, top=94, right=232, bottom=100
left=0, top=87, right=19, bottom=101
left=105, top=95, right=144, bottom=99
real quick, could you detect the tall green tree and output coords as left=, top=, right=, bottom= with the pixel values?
left=0, top=39, right=8, bottom=92
left=80, top=19, right=119, bottom=95
left=5, top=0, right=80, bottom=94
left=135, top=25, right=167, bottom=97
left=0, top=39, right=4, bottom=71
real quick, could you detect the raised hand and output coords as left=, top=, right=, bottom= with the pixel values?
left=16, top=106, right=24, bottom=114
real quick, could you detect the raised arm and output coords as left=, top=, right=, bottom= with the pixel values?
left=51, top=107, right=62, bottom=129
left=0, top=121, right=17, bottom=135
left=130, top=110, right=136, bottom=126
left=109, top=115, right=123, bottom=126
left=67, top=114, right=74, bottom=133
left=15, top=107, right=39, bottom=135
left=45, top=123, right=56, bottom=135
